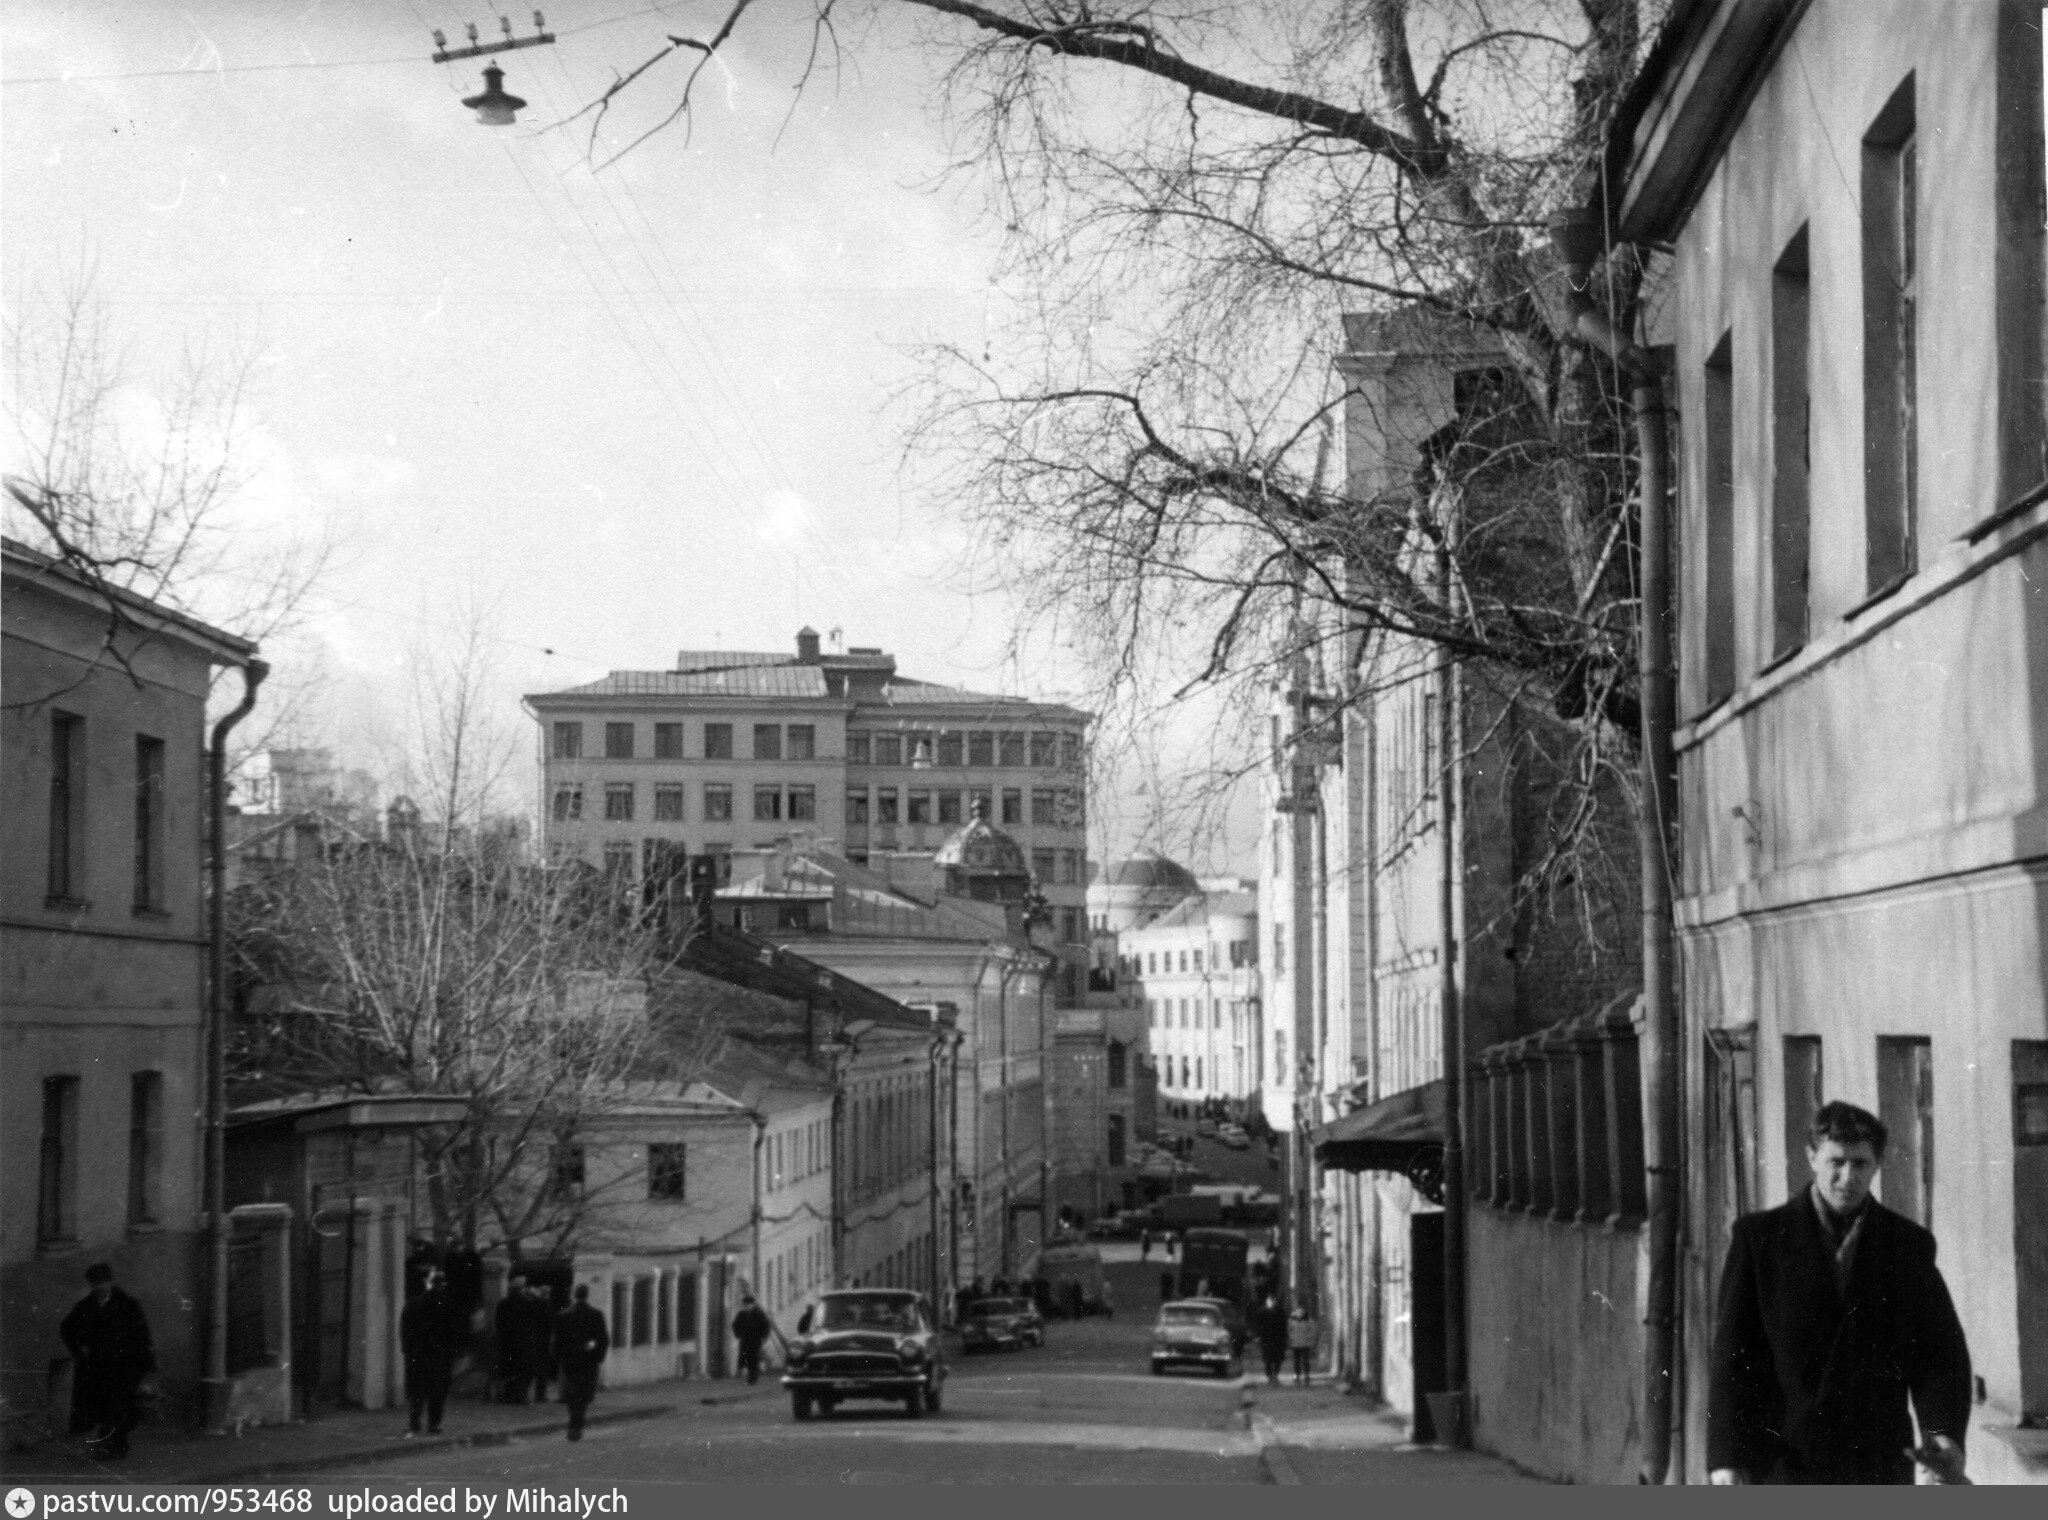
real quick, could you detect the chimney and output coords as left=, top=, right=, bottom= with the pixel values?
left=795, top=627, right=821, bottom=664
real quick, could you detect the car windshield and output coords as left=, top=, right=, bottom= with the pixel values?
left=816, top=1296, right=917, bottom=1332
left=1159, top=1306, right=1223, bottom=1328
left=970, top=1299, right=1026, bottom=1317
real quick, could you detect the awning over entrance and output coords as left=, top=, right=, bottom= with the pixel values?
left=1313, top=1079, right=1446, bottom=1200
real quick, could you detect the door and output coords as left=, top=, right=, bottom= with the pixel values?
left=1409, top=1210, right=1446, bottom=1445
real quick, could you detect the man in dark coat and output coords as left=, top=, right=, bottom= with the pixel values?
left=59, top=1264, right=155, bottom=1458
left=1709, top=1101, right=1972, bottom=1485
left=731, top=1294, right=773, bottom=1385
left=522, top=1282, right=557, bottom=1404
left=400, top=1269, right=463, bottom=1436
left=495, top=1277, right=532, bottom=1403
left=553, top=1284, right=609, bottom=1441
left=1251, top=1295, right=1288, bottom=1386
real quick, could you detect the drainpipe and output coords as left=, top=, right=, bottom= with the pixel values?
left=926, top=1020, right=949, bottom=1313
left=203, top=657, right=267, bottom=1437
left=750, top=1111, right=767, bottom=1301
left=1549, top=207, right=1680, bottom=1484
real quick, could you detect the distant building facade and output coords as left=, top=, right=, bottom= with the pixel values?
left=1121, top=889, right=1260, bottom=1102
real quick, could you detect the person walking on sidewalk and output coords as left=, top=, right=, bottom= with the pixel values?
left=495, top=1277, right=532, bottom=1403
left=400, top=1269, right=463, bottom=1436
left=1286, top=1304, right=1317, bottom=1386
left=731, top=1295, right=773, bottom=1386
left=1252, top=1295, right=1288, bottom=1387
left=59, top=1263, right=155, bottom=1459
left=553, top=1285, right=610, bottom=1441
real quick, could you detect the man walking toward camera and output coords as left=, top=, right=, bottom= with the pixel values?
left=1708, top=1101, right=1972, bottom=1484
left=59, top=1263, right=154, bottom=1459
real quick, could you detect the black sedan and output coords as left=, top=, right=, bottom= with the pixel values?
left=783, top=1289, right=946, bottom=1419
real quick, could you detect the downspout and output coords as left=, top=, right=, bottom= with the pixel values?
left=203, top=656, right=267, bottom=1436
left=1434, top=488, right=1469, bottom=1446
left=1362, top=632, right=1385, bottom=1398
left=926, top=1022, right=946, bottom=1313
left=1549, top=207, right=1679, bottom=1485
left=750, top=1111, right=766, bottom=1300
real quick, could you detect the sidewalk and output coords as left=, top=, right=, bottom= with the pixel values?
left=0, top=1378, right=784, bottom=1487
left=1241, top=1377, right=1550, bottom=1485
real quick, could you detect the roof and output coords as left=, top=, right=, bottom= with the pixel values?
left=1312, top=1079, right=1445, bottom=1200
left=3, top=533, right=259, bottom=664
left=1095, top=851, right=1202, bottom=895
left=1143, top=890, right=1256, bottom=930
left=535, top=667, right=831, bottom=701
left=932, top=807, right=1029, bottom=878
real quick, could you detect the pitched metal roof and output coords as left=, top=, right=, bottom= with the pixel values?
left=536, top=667, right=832, bottom=700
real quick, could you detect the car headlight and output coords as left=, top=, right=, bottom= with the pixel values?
left=900, top=1341, right=926, bottom=1364
left=786, top=1346, right=809, bottom=1366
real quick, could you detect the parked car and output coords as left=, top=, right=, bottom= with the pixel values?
left=1195, top=1117, right=1219, bottom=1138
left=782, top=1289, right=946, bottom=1419
left=1217, top=1124, right=1250, bottom=1150
left=1150, top=1298, right=1244, bottom=1379
left=959, top=1296, right=1045, bottom=1351
left=1087, top=1210, right=1136, bottom=1239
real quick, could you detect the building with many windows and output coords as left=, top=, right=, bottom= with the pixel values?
left=1120, top=887, right=1260, bottom=1103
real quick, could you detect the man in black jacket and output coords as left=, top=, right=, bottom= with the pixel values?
left=1708, top=1101, right=1972, bottom=1484
left=400, top=1269, right=464, bottom=1436
left=731, top=1295, right=772, bottom=1385
left=59, top=1264, right=155, bottom=1458
left=554, top=1285, right=610, bottom=1441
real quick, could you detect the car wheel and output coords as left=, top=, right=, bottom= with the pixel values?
left=923, top=1380, right=942, bottom=1414
left=817, top=1397, right=838, bottom=1416
left=1151, top=1362, right=1165, bottom=1376
left=903, top=1389, right=925, bottom=1418
left=791, top=1392, right=813, bottom=1421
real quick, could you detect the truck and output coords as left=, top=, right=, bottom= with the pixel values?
left=1157, top=1193, right=1224, bottom=1230
left=1173, top=1227, right=1252, bottom=1307
left=1027, top=1239, right=1108, bottom=1316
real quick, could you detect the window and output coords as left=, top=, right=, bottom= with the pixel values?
left=1179, top=952, right=1188, bottom=973
left=754, top=786, right=783, bottom=821
left=1030, top=789, right=1055, bottom=825
left=1877, top=1035, right=1934, bottom=1227
left=48, top=711, right=83, bottom=902
left=552, top=721, right=582, bottom=759
left=1863, top=76, right=1918, bottom=593
left=704, top=723, right=733, bottom=759
left=754, top=724, right=782, bottom=761
left=1196, top=1057, right=1204, bottom=1089
left=133, top=735, right=165, bottom=911
left=38, top=1075, right=79, bottom=1242
left=788, top=725, right=816, bottom=761
left=846, top=790, right=870, bottom=825
left=1179, top=999, right=1189, bottom=1028
left=875, top=733, right=902, bottom=766
left=1148, top=1000, right=1158, bottom=1027
left=938, top=790, right=962, bottom=825
left=1001, top=788, right=1023, bottom=825
left=605, top=783, right=635, bottom=821
left=1059, top=733, right=1081, bottom=770
left=996, top=732, right=1024, bottom=767
left=1059, top=849, right=1080, bottom=885
left=937, top=732, right=964, bottom=766
left=632, top=1278, right=653, bottom=1347
left=1783, top=1035, right=1824, bottom=1201
left=1703, top=330, right=1738, bottom=707
left=1108, top=1042, right=1127, bottom=1090
left=1146, top=953, right=1156, bottom=974
left=968, top=731, right=994, bottom=766
left=128, top=1071, right=163, bottom=1225
left=603, top=841, right=635, bottom=878
left=1030, top=731, right=1056, bottom=766
left=1107, top=1113, right=1127, bottom=1168
left=654, top=785, right=686, bottom=822
left=552, top=1144, right=586, bottom=1195
left=1212, top=1000, right=1222, bottom=1029
left=654, top=722, right=684, bottom=760
left=552, top=786, right=583, bottom=821
left=788, top=785, right=816, bottom=822
left=848, top=732, right=871, bottom=764
left=605, top=722, right=635, bottom=759
left=907, top=790, right=931, bottom=824
left=649, top=1142, right=686, bottom=1200
left=1031, top=847, right=1056, bottom=881
left=876, top=788, right=899, bottom=824
left=1061, top=907, right=1080, bottom=943
left=704, top=784, right=733, bottom=822
left=1771, top=225, right=1811, bottom=660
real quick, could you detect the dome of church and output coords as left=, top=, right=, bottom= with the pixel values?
left=933, top=798, right=1031, bottom=878
left=1097, top=850, right=1201, bottom=896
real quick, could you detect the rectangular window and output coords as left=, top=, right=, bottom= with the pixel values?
left=938, top=790, right=962, bottom=825
left=968, top=731, right=994, bottom=766
left=997, top=732, right=1025, bottom=767
left=1000, top=788, right=1023, bottom=825
left=1061, top=907, right=1080, bottom=943
left=846, top=789, right=870, bottom=825
left=704, top=723, right=733, bottom=760
left=654, top=722, right=684, bottom=760
left=603, top=841, right=635, bottom=878
left=874, top=733, right=902, bottom=766
left=907, top=790, right=932, bottom=824
left=649, top=1142, right=686, bottom=1200
left=787, top=725, right=816, bottom=761
left=605, top=722, right=635, bottom=759
left=654, top=784, right=686, bottom=822
left=754, top=786, right=782, bottom=822
left=1032, top=847, right=1056, bottom=881
left=48, top=711, right=83, bottom=902
left=1030, top=788, right=1055, bottom=826
left=553, top=1144, right=585, bottom=1195
left=876, top=787, right=899, bottom=824
left=753, top=724, right=782, bottom=761
left=1703, top=330, right=1738, bottom=707
left=848, top=732, right=871, bottom=765
left=38, top=1075, right=79, bottom=1242
left=704, top=784, right=733, bottom=822
left=552, top=721, right=582, bottom=759
left=1877, top=1035, right=1934, bottom=1228
left=1059, top=733, right=1081, bottom=770
left=1030, top=731, right=1056, bottom=767
left=1059, top=848, right=1080, bottom=885
left=1108, top=1113, right=1127, bottom=1167
left=133, top=735, right=165, bottom=911
left=552, top=786, right=583, bottom=821
left=1783, top=1035, right=1824, bottom=1201
left=1770, top=226, right=1812, bottom=660
left=788, top=785, right=816, bottom=821
left=127, top=1071, right=163, bottom=1225
left=605, top=783, right=635, bottom=821
left=1863, top=77, right=1918, bottom=593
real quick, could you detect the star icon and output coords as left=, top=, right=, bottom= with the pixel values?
left=6, top=1488, right=38, bottom=1519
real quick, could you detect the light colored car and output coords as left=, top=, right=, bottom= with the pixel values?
left=1150, top=1298, right=1243, bottom=1379
left=1218, top=1126, right=1250, bottom=1150
left=1195, top=1117, right=1219, bottom=1138
left=783, top=1289, right=946, bottom=1419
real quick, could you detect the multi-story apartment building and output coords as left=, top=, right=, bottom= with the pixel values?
left=527, top=629, right=1094, bottom=1002
left=1120, top=886, right=1260, bottom=1103
left=2, top=537, right=261, bottom=1429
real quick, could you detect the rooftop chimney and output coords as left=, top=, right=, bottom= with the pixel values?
left=796, top=627, right=821, bottom=664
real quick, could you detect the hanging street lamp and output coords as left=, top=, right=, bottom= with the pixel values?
left=461, top=63, right=527, bottom=126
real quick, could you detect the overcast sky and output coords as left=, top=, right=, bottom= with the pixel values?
left=3, top=1, right=1262, bottom=875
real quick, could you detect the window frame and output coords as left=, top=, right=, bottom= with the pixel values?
left=704, top=723, right=734, bottom=760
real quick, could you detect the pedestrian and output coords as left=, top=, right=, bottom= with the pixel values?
left=59, top=1263, right=155, bottom=1459
left=1287, top=1304, right=1317, bottom=1385
left=553, top=1284, right=610, bottom=1442
left=1708, top=1101, right=1972, bottom=1485
left=1164, top=1232, right=1177, bottom=1260
left=1253, top=1295, right=1288, bottom=1387
left=731, top=1294, right=773, bottom=1385
left=1140, top=1229, right=1152, bottom=1262
left=495, top=1276, right=531, bottom=1402
left=400, top=1268, right=463, bottom=1436
left=1159, top=1270, right=1176, bottom=1303
left=524, top=1281, right=558, bottom=1404
left=1100, top=1278, right=1115, bottom=1321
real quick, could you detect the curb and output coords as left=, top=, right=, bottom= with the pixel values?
left=200, top=1403, right=679, bottom=1483
left=1248, top=1413, right=1304, bottom=1486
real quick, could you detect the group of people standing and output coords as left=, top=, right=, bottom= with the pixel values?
left=400, top=1269, right=611, bottom=1441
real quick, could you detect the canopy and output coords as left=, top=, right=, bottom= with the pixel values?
left=1313, top=1079, right=1445, bottom=1196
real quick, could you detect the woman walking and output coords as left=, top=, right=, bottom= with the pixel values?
left=1286, top=1304, right=1317, bottom=1386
